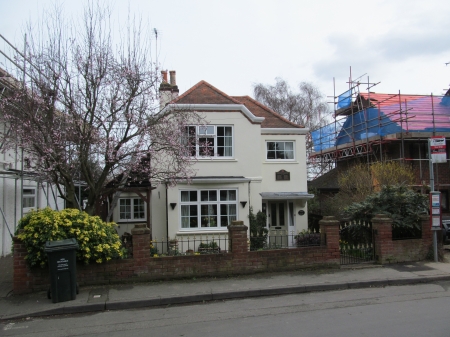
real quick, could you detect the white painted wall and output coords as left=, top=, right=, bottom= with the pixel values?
left=0, top=149, right=64, bottom=256
left=149, top=109, right=310, bottom=239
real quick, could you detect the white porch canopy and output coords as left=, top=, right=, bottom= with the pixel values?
left=260, top=192, right=314, bottom=200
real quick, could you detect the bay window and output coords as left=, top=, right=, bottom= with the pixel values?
left=180, top=189, right=237, bottom=229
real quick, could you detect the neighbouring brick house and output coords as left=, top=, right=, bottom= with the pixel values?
left=109, top=71, right=313, bottom=250
left=310, top=87, right=450, bottom=215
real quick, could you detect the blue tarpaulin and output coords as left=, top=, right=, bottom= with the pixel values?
left=312, top=95, right=450, bottom=153
left=337, top=89, right=352, bottom=109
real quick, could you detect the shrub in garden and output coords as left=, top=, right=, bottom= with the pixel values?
left=249, top=207, right=268, bottom=250
left=343, top=185, right=428, bottom=239
left=16, top=207, right=125, bottom=267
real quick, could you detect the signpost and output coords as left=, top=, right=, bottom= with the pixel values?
left=428, top=137, right=446, bottom=262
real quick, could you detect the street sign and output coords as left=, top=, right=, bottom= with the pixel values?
left=429, top=191, right=441, bottom=229
left=429, top=136, right=447, bottom=163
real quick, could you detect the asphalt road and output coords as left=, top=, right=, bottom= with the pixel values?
left=2, top=282, right=450, bottom=337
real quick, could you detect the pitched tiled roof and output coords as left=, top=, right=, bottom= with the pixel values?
left=171, top=80, right=303, bottom=129
left=308, top=168, right=339, bottom=190
left=172, top=80, right=241, bottom=105
left=232, top=95, right=303, bottom=129
left=359, top=93, right=424, bottom=108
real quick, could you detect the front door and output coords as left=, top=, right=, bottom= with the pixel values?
left=268, top=202, right=287, bottom=248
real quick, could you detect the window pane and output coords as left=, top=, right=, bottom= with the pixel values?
left=181, top=205, right=198, bottom=228
left=201, top=205, right=217, bottom=227
left=181, top=191, right=190, bottom=202
left=199, top=137, right=214, bottom=156
left=189, top=191, right=197, bottom=202
left=23, top=197, right=35, bottom=208
left=199, top=125, right=214, bottom=135
left=267, top=151, right=275, bottom=159
left=209, top=190, right=217, bottom=201
left=220, top=190, right=236, bottom=201
left=23, top=189, right=34, bottom=195
left=267, top=142, right=275, bottom=151
left=183, top=126, right=197, bottom=156
left=133, top=199, right=145, bottom=219
left=119, top=199, right=131, bottom=219
left=181, top=191, right=197, bottom=202
left=201, top=191, right=209, bottom=201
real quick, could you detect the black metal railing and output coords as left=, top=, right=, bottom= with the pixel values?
left=340, top=242, right=374, bottom=265
left=250, top=231, right=322, bottom=251
left=149, top=234, right=229, bottom=257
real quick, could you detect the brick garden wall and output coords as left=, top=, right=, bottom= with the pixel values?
left=13, top=215, right=440, bottom=294
left=372, top=214, right=441, bottom=264
left=13, top=219, right=340, bottom=294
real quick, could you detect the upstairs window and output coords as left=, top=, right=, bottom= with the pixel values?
left=184, top=125, right=233, bottom=158
left=266, top=141, right=294, bottom=160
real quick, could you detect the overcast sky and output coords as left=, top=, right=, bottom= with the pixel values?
left=1, top=0, right=450, bottom=107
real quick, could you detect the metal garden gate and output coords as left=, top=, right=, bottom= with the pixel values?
left=339, top=221, right=375, bottom=265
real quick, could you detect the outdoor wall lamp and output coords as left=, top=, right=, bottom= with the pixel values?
left=240, top=201, right=247, bottom=208
left=170, top=203, right=177, bottom=210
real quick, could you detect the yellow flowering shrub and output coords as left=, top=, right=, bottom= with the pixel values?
left=16, top=207, right=126, bottom=267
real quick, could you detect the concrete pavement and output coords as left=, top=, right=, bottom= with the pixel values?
left=2, top=253, right=450, bottom=322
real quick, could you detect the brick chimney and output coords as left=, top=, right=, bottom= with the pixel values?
left=159, top=70, right=179, bottom=111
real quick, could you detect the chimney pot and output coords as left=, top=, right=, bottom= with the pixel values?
left=161, top=70, right=168, bottom=83
left=169, top=71, right=176, bottom=86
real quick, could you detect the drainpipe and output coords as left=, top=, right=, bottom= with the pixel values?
left=165, top=182, right=169, bottom=239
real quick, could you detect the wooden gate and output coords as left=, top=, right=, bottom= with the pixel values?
left=339, top=221, right=375, bottom=265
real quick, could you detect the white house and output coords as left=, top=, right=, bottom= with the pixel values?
left=112, top=73, right=313, bottom=247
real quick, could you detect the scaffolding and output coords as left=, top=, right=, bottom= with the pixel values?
left=310, top=75, right=450, bottom=168
left=0, top=34, right=64, bottom=256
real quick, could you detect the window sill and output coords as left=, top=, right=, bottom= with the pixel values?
left=264, top=160, right=299, bottom=164
left=177, top=229, right=229, bottom=235
left=117, top=220, right=147, bottom=224
left=195, top=158, right=237, bottom=162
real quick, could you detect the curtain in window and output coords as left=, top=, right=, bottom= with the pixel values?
left=285, top=142, right=294, bottom=159
left=181, top=205, right=190, bottom=228
left=181, top=191, right=190, bottom=202
left=224, top=127, right=232, bottom=156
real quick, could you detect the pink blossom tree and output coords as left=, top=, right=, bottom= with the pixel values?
left=0, top=3, right=202, bottom=215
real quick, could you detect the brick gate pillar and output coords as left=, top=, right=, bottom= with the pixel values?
left=371, top=214, right=394, bottom=264
left=319, top=216, right=340, bottom=263
left=131, top=224, right=151, bottom=274
left=13, top=235, right=31, bottom=294
left=228, top=220, right=248, bottom=254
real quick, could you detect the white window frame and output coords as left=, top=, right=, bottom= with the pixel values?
left=23, top=187, right=37, bottom=211
left=118, top=197, right=146, bottom=222
left=180, top=189, right=238, bottom=231
left=184, top=125, right=234, bottom=158
left=266, top=141, right=295, bottom=161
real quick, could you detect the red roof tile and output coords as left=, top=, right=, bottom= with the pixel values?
left=171, top=80, right=303, bottom=129
left=232, top=95, right=303, bottom=129
left=359, top=93, right=425, bottom=108
left=172, top=80, right=241, bottom=105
